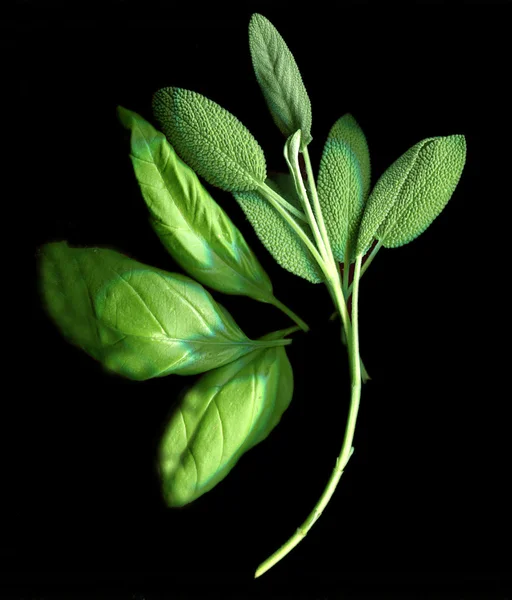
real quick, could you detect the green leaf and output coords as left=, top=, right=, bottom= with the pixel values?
left=249, top=13, right=312, bottom=149
left=317, top=114, right=371, bottom=263
left=233, top=175, right=323, bottom=283
left=158, top=328, right=294, bottom=507
left=38, top=242, right=290, bottom=381
left=152, top=87, right=266, bottom=192
left=356, top=135, right=466, bottom=256
left=117, top=106, right=274, bottom=304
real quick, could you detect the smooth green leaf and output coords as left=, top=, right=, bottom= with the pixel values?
left=152, top=87, right=266, bottom=192
left=159, top=328, right=294, bottom=507
left=317, top=114, right=371, bottom=263
left=356, top=135, right=466, bottom=255
left=117, top=106, right=274, bottom=303
left=233, top=175, right=323, bottom=283
left=38, top=242, right=290, bottom=381
left=249, top=13, right=312, bottom=149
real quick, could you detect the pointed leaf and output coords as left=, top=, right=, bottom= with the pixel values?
left=38, top=242, right=290, bottom=381
left=356, top=135, right=466, bottom=256
left=117, top=106, right=274, bottom=303
left=159, top=328, right=294, bottom=507
left=153, top=87, right=266, bottom=192
left=249, top=13, right=312, bottom=149
left=233, top=176, right=323, bottom=283
left=317, top=114, right=371, bottom=263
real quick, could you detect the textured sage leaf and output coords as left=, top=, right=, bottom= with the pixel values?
left=356, top=135, right=466, bottom=256
left=39, top=242, right=289, bottom=381
left=233, top=175, right=323, bottom=283
left=159, top=328, right=294, bottom=507
left=317, top=114, right=371, bottom=262
left=153, top=87, right=266, bottom=192
left=117, top=106, right=274, bottom=303
left=249, top=13, right=312, bottom=149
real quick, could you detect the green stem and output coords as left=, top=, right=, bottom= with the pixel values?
left=329, top=239, right=383, bottom=320
left=259, top=183, right=308, bottom=222
left=269, top=296, right=310, bottom=332
left=254, top=256, right=363, bottom=579
left=258, top=182, right=329, bottom=277
left=342, top=238, right=352, bottom=300
left=287, top=148, right=329, bottom=265
left=302, top=147, right=337, bottom=268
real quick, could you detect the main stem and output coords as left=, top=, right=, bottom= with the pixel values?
left=254, top=256, right=363, bottom=578
left=254, top=146, right=364, bottom=578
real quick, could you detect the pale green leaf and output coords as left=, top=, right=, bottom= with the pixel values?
left=159, top=328, right=294, bottom=507
left=233, top=176, right=323, bottom=283
left=317, top=114, right=371, bottom=263
left=249, top=13, right=312, bottom=149
left=356, top=135, right=466, bottom=256
left=152, top=87, right=266, bottom=192
left=38, top=242, right=290, bottom=381
left=117, top=106, right=274, bottom=303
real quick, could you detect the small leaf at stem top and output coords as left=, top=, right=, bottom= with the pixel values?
left=249, top=13, right=312, bottom=150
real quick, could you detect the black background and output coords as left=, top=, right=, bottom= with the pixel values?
left=4, top=2, right=511, bottom=599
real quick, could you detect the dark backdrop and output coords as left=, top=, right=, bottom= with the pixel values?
left=5, top=2, right=511, bottom=599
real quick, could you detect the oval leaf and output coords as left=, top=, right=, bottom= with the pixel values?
left=158, top=329, right=294, bottom=507
left=117, top=106, right=274, bottom=303
left=356, top=135, right=466, bottom=256
left=317, top=114, right=371, bottom=263
left=152, top=87, right=266, bottom=192
left=233, top=176, right=323, bottom=283
left=249, top=13, right=312, bottom=149
left=38, top=242, right=290, bottom=381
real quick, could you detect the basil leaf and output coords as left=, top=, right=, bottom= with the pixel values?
left=249, top=13, right=312, bottom=149
left=39, top=242, right=290, bottom=381
left=159, top=328, right=294, bottom=507
left=356, top=135, right=466, bottom=256
left=317, top=114, right=371, bottom=263
left=153, top=87, right=266, bottom=192
left=233, top=176, right=323, bottom=283
left=117, top=106, right=274, bottom=303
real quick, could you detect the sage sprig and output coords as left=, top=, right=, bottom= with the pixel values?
left=38, top=11, right=467, bottom=581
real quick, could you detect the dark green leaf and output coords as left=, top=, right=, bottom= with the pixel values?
left=317, top=114, right=371, bottom=262
left=153, top=87, right=266, bottom=192
left=249, top=13, right=312, bottom=149
left=233, top=175, right=323, bottom=283
left=356, top=135, right=466, bottom=255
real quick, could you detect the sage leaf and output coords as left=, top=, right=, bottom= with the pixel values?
left=233, top=175, right=323, bottom=283
left=153, top=87, right=266, bottom=192
left=117, top=106, right=274, bottom=303
left=356, top=135, right=466, bottom=256
left=159, top=328, right=294, bottom=507
left=38, top=242, right=290, bottom=381
left=249, top=13, right=312, bottom=149
left=317, top=114, right=371, bottom=263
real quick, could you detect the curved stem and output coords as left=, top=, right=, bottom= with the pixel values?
left=254, top=256, right=363, bottom=578
left=269, top=296, right=310, bottom=332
